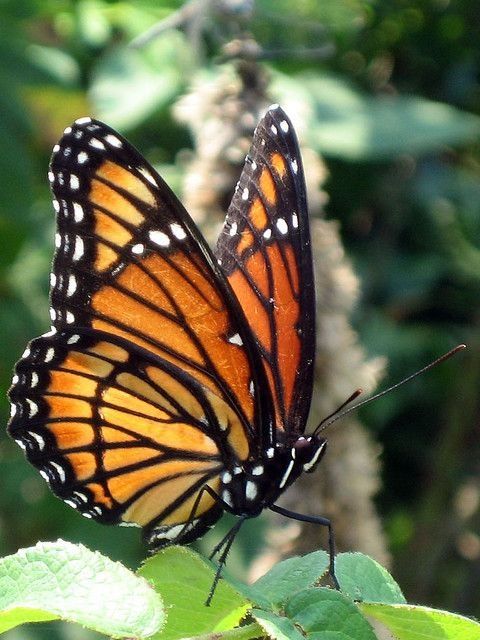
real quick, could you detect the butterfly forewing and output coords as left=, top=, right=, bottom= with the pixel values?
left=47, top=117, right=272, bottom=452
left=215, top=106, right=315, bottom=434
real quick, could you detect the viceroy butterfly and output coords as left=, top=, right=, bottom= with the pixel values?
left=8, top=105, right=336, bottom=600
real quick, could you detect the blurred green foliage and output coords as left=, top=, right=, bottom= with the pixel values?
left=0, top=1, right=479, bottom=638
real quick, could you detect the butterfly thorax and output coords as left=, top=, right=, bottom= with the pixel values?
left=220, top=434, right=327, bottom=517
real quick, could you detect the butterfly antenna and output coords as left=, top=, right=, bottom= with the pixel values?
left=313, top=344, right=466, bottom=436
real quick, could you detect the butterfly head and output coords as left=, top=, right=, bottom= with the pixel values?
left=292, top=435, right=328, bottom=474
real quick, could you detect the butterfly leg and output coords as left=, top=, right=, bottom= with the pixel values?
left=186, top=483, right=249, bottom=606
left=206, top=516, right=247, bottom=607
left=270, top=503, right=340, bottom=590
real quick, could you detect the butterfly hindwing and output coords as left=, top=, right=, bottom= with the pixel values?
left=9, top=328, right=228, bottom=544
left=215, top=106, right=315, bottom=434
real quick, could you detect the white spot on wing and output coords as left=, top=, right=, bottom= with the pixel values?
left=50, top=461, right=66, bottom=483
left=263, top=228, right=272, bottom=240
left=131, top=243, right=145, bottom=255
left=55, top=233, right=62, bottom=249
left=75, top=117, right=92, bottom=125
left=26, top=398, right=38, bottom=418
left=138, top=166, right=157, bottom=186
left=31, top=372, right=39, bottom=388
left=89, top=138, right=106, bottom=150
left=280, top=120, right=289, bottom=133
left=252, top=465, right=264, bottom=476
left=242, top=187, right=249, bottom=200
left=229, top=222, right=238, bottom=237
left=48, top=172, right=55, bottom=184
left=266, top=447, right=274, bottom=459
left=28, top=431, right=45, bottom=449
left=66, top=311, right=75, bottom=324
left=63, top=126, right=72, bottom=135
left=270, top=124, right=278, bottom=135
left=228, top=333, right=243, bottom=346
left=77, top=151, right=89, bottom=164
left=67, top=274, right=77, bottom=297
left=104, top=134, right=122, bottom=147
left=162, top=524, right=184, bottom=540
left=67, top=334, right=80, bottom=344
left=10, top=404, right=16, bottom=418
left=70, top=174, right=80, bottom=190
left=292, top=212, right=298, bottom=229
left=53, top=199, right=60, bottom=213
left=291, top=158, right=298, bottom=174
left=45, top=347, right=55, bottom=362
left=73, top=202, right=84, bottom=222
left=222, top=471, right=232, bottom=484
left=276, top=218, right=288, bottom=235
left=73, top=236, right=84, bottom=261
left=170, top=223, right=187, bottom=240
left=149, top=230, right=170, bottom=247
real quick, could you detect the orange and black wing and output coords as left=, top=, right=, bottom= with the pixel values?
left=215, top=106, right=315, bottom=434
left=8, top=116, right=273, bottom=543
left=9, top=329, right=228, bottom=545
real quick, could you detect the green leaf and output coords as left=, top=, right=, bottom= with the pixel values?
left=251, top=550, right=329, bottom=606
left=138, top=546, right=250, bottom=640
left=359, top=602, right=480, bottom=640
left=335, top=552, right=406, bottom=604
left=253, top=609, right=305, bottom=640
left=284, top=588, right=377, bottom=639
left=0, top=539, right=164, bottom=638
left=253, top=588, right=378, bottom=640
left=272, top=73, right=480, bottom=160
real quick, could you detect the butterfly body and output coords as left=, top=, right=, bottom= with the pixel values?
left=217, top=433, right=327, bottom=517
left=8, top=105, right=324, bottom=554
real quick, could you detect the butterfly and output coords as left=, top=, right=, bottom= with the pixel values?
left=8, top=105, right=335, bottom=599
